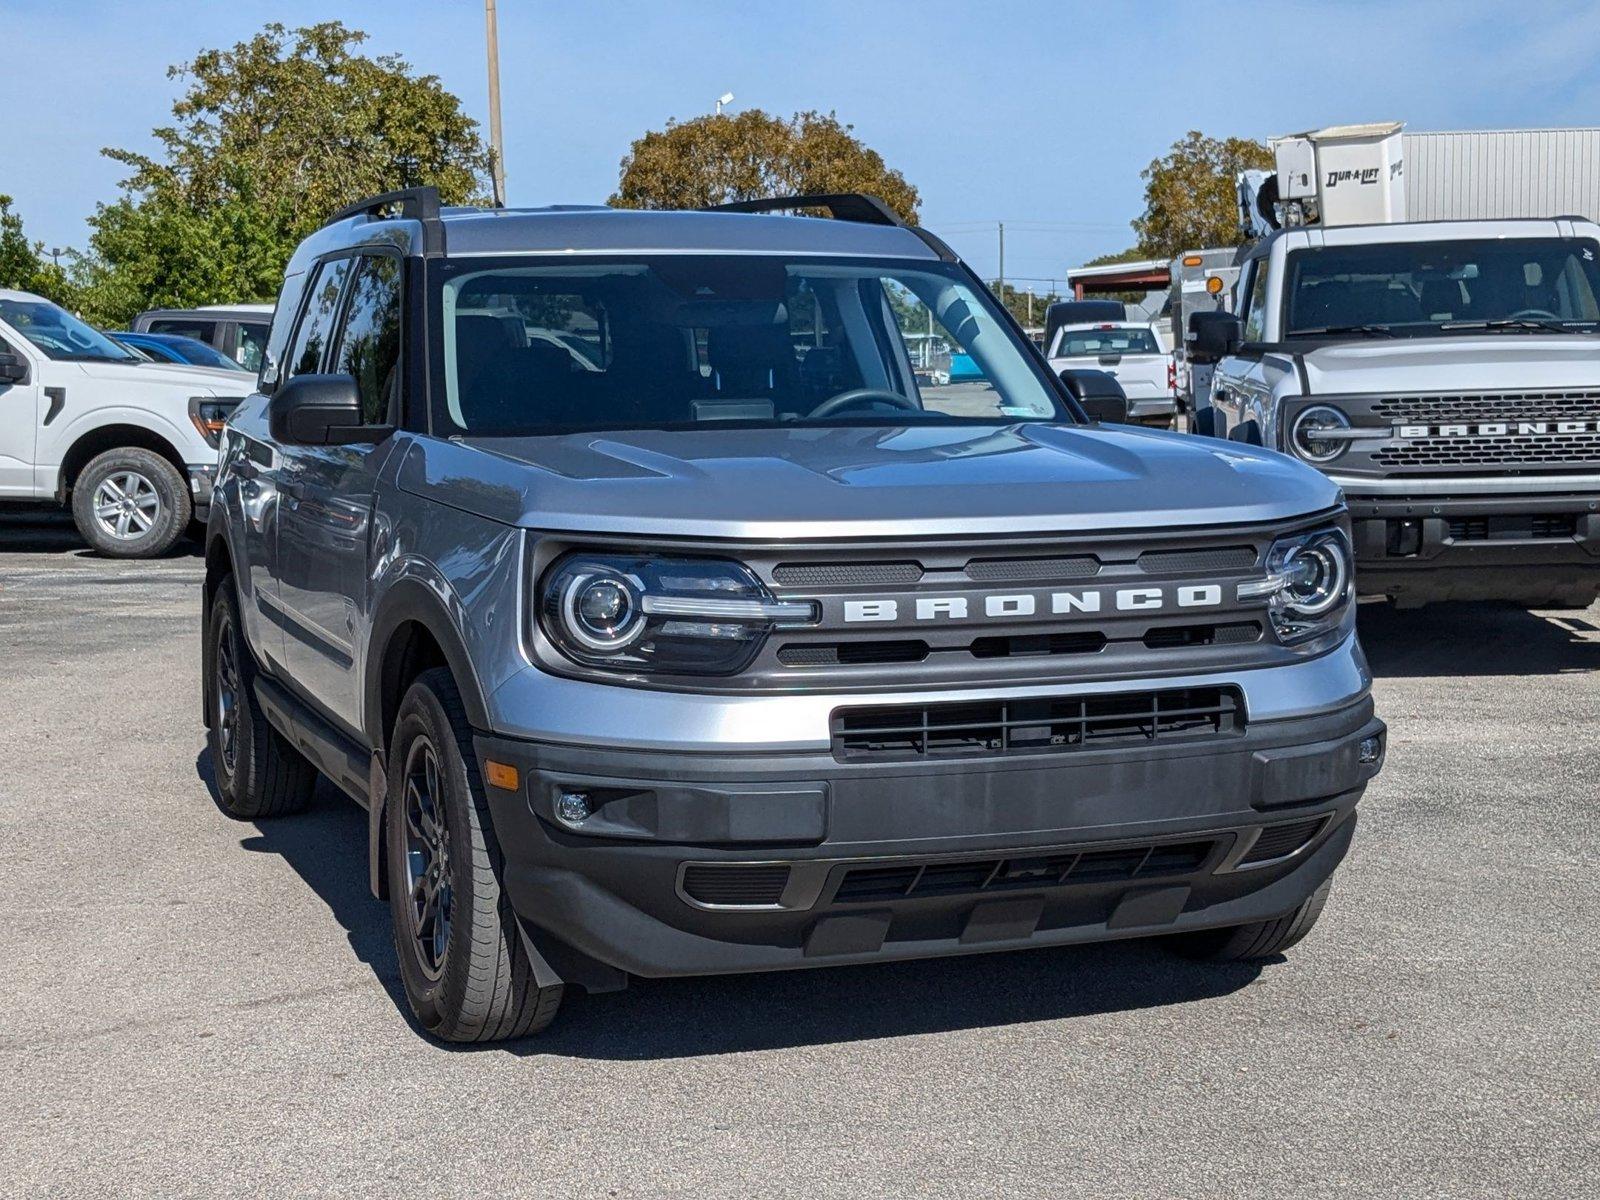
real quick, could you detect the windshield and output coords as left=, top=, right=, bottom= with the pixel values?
left=1052, top=325, right=1160, bottom=356
left=155, top=334, right=248, bottom=371
left=0, top=297, right=140, bottom=362
left=430, top=256, right=1068, bottom=436
left=1283, top=237, right=1600, bottom=337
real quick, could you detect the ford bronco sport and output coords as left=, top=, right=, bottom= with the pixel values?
left=202, top=188, right=1385, bottom=1042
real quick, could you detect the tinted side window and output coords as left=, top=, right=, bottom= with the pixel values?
left=286, top=260, right=352, bottom=377
left=235, top=322, right=269, bottom=372
left=333, top=256, right=402, bottom=424
left=1242, top=262, right=1272, bottom=342
left=148, top=318, right=216, bottom=343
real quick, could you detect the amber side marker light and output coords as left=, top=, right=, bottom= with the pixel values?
left=1182, top=254, right=1204, bottom=267
left=1206, top=276, right=1225, bottom=294
left=484, top=760, right=520, bottom=790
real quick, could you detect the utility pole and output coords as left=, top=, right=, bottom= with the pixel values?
left=997, top=221, right=1005, bottom=302
left=1027, top=289, right=1034, bottom=325
left=485, top=0, right=507, bottom=207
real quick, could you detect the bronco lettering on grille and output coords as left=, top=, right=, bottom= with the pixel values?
left=841, top=584, right=1229, bottom=624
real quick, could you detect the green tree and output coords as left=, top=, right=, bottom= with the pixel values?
left=0, top=195, right=78, bottom=306
left=1132, top=131, right=1272, bottom=258
left=77, top=21, right=491, bottom=324
left=611, top=109, right=920, bottom=224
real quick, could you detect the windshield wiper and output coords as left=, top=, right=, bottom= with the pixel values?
left=1291, top=324, right=1398, bottom=338
left=1439, top=318, right=1598, bottom=335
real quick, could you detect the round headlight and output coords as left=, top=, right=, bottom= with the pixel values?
left=1290, top=405, right=1351, bottom=463
left=1279, top=538, right=1347, bottom=616
left=560, top=571, right=644, bottom=651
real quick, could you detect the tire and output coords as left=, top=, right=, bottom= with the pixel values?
left=71, top=447, right=191, bottom=558
left=205, top=580, right=316, bottom=819
left=1166, top=879, right=1333, bottom=962
left=385, top=667, right=563, bottom=1042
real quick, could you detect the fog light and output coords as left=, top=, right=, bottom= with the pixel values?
left=1358, top=735, right=1382, bottom=764
left=555, top=790, right=592, bottom=825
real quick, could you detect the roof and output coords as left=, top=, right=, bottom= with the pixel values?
left=1242, top=215, right=1600, bottom=259
left=1066, top=257, right=1169, bottom=281
left=304, top=203, right=941, bottom=265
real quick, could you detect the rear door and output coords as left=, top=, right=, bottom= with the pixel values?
left=145, top=316, right=220, bottom=347
left=275, top=252, right=403, bottom=734
left=224, top=320, right=271, bottom=373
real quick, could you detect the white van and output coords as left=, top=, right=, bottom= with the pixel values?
left=0, top=289, right=250, bottom=557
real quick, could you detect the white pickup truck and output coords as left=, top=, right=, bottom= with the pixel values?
left=0, top=289, right=249, bottom=557
left=1045, top=321, right=1176, bottom=426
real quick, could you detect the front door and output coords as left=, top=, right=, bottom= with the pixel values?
left=275, top=253, right=403, bottom=735
left=0, top=332, right=41, bottom=497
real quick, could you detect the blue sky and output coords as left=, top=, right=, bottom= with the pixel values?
left=7, top=0, right=1600, bottom=286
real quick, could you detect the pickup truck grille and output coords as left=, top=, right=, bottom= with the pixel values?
left=830, top=686, right=1244, bottom=762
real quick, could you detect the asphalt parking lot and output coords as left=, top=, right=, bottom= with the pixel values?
left=3, top=506, right=1597, bottom=1198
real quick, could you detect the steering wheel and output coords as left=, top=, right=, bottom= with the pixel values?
left=1509, top=307, right=1561, bottom=320
left=806, top=388, right=921, bottom=420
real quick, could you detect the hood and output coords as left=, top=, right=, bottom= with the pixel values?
left=398, top=423, right=1341, bottom=540
left=1300, top=335, right=1600, bottom=394
left=69, top=358, right=251, bottom=394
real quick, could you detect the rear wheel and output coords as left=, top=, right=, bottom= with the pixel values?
left=205, top=580, right=316, bottom=819
left=72, top=447, right=190, bottom=558
left=386, top=668, right=563, bottom=1042
left=1167, top=879, right=1333, bottom=962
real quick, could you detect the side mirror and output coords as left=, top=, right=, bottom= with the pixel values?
left=1059, top=368, right=1129, bottom=424
left=268, top=374, right=390, bottom=445
left=0, top=350, right=28, bottom=386
left=1187, top=311, right=1242, bottom=364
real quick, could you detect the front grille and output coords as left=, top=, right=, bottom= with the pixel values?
left=830, top=686, right=1244, bottom=762
left=1447, top=513, right=1580, bottom=542
left=832, top=838, right=1217, bottom=903
left=781, top=622, right=1262, bottom=671
left=1369, top=390, right=1600, bottom=424
left=964, top=555, right=1099, bottom=581
left=1373, top=430, right=1600, bottom=468
left=772, top=561, right=922, bottom=586
left=1238, top=817, right=1325, bottom=865
left=1136, top=546, right=1258, bottom=573
left=680, top=863, right=791, bottom=907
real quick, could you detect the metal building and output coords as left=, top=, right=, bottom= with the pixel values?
left=1403, top=128, right=1600, bottom=222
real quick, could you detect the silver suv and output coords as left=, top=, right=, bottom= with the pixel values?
left=202, top=188, right=1385, bottom=1042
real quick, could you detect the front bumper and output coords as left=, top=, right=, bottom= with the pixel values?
left=1344, top=490, right=1600, bottom=604
left=186, top=465, right=216, bottom=521
left=474, top=696, right=1384, bottom=980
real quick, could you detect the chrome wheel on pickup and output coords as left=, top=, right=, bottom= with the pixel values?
left=92, top=470, right=162, bottom=541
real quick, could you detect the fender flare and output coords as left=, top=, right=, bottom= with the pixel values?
left=364, top=577, right=495, bottom=900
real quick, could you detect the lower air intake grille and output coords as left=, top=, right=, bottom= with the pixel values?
left=680, top=863, right=790, bottom=907
left=832, top=839, right=1216, bottom=903
left=1239, top=817, right=1325, bottom=865
left=830, top=686, right=1244, bottom=762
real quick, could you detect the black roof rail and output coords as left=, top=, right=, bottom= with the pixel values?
left=321, top=186, right=446, bottom=255
left=322, top=186, right=442, bottom=230
left=704, top=193, right=958, bottom=262
left=705, top=193, right=905, bottom=227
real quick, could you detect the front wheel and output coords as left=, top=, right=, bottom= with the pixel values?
left=385, top=668, right=563, bottom=1042
left=71, top=447, right=191, bottom=558
left=1166, top=879, right=1333, bottom=962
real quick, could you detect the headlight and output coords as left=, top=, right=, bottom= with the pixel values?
left=1289, top=405, right=1351, bottom=464
left=1237, top=527, right=1353, bottom=644
left=539, top=554, right=817, bottom=675
left=189, top=396, right=242, bottom=449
